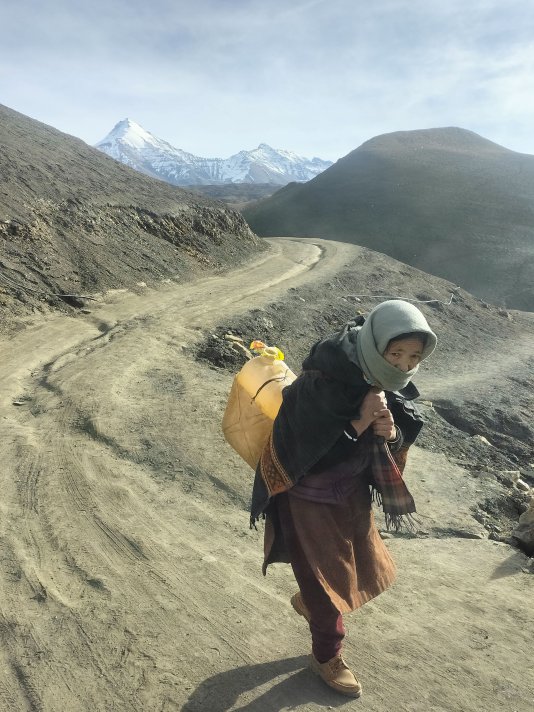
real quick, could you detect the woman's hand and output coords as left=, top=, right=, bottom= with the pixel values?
left=350, top=387, right=388, bottom=436
left=371, top=408, right=396, bottom=441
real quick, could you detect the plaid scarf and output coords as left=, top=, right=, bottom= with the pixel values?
left=369, top=436, right=417, bottom=531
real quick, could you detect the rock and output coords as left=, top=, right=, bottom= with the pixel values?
left=471, top=435, right=492, bottom=446
left=512, top=501, right=534, bottom=555
left=515, top=479, right=531, bottom=492
left=500, top=470, right=521, bottom=481
left=230, top=342, right=252, bottom=358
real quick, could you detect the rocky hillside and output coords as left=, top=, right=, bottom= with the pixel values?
left=243, top=127, right=534, bottom=311
left=0, top=104, right=264, bottom=333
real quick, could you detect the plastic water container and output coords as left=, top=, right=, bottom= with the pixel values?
left=222, top=347, right=297, bottom=469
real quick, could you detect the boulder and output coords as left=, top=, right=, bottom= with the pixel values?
left=512, top=499, right=534, bottom=555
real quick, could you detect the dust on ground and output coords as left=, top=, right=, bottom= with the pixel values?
left=0, top=238, right=532, bottom=712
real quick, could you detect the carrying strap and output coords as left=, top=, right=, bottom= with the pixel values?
left=252, top=369, right=291, bottom=401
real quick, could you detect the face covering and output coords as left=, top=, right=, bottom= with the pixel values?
left=340, top=300, right=437, bottom=391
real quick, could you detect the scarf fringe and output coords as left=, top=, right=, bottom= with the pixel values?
left=250, top=512, right=266, bottom=530
left=371, top=487, right=383, bottom=507
left=372, top=486, right=419, bottom=533
left=384, top=511, right=420, bottom=534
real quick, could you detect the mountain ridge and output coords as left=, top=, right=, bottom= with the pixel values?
left=358, top=126, right=513, bottom=155
left=95, top=119, right=332, bottom=186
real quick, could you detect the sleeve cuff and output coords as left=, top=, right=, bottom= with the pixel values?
left=387, top=425, right=404, bottom=452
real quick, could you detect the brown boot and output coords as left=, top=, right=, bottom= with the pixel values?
left=290, top=591, right=310, bottom=622
left=310, top=654, right=362, bottom=698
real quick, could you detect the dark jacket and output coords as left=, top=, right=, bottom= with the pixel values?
left=308, top=382, right=423, bottom=474
left=250, top=329, right=424, bottom=523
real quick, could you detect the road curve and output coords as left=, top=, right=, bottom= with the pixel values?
left=0, top=236, right=361, bottom=711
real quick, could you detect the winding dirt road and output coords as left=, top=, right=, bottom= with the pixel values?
left=0, top=238, right=532, bottom=712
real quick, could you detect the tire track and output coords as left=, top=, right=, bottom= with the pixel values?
left=0, top=239, right=356, bottom=710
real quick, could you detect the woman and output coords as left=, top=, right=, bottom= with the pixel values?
left=250, top=300, right=437, bottom=698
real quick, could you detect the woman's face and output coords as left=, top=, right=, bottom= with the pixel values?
left=383, top=337, right=424, bottom=372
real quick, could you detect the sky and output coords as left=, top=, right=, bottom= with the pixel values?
left=2, top=0, right=534, bottom=161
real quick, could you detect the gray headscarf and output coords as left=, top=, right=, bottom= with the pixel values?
left=340, top=300, right=437, bottom=391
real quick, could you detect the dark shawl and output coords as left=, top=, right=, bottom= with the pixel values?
left=250, top=326, right=421, bottom=525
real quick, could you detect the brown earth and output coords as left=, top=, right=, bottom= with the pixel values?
left=0, top=238, right=532, bottom=712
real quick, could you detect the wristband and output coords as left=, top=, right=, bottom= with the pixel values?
left=387, top=425, right=401, bottom=444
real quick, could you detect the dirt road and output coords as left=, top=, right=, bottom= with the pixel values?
left=0, top=238, right=532, bottom=711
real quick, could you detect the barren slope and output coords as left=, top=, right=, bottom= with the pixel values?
left=243, top=127, right=534, bottom=311
left=0, top=103, right=263, bottom=334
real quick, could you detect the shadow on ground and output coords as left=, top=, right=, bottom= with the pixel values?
left=490, top=550, right=531, bottom=580
left=181, top=655, right=354, bottom=711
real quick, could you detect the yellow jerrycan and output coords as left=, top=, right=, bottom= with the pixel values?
left=222, top=344, right=297, bottom=469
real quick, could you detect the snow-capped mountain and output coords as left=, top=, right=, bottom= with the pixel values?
left=95, top=119, right=332, bottom=186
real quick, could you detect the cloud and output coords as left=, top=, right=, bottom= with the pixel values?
left=1, top=0, right=534, bottom=159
